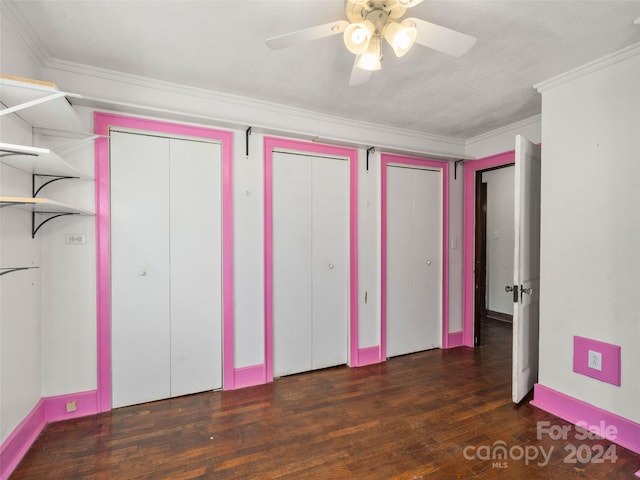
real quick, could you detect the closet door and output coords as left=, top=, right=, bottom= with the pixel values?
left=272, top=153, right=313, bottom=376
left=387, top=166, right=442, bottom=357
left=272, top=151, right=349, bottom=377
left=169, top=139, right=223, bottom=396
left=111, top=132, right=223, bottom=408
left=311, top=157, right=348, bottom=369
left=111, top=132, right=171, bottom=408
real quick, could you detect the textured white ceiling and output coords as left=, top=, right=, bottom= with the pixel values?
left=7, top=0, right=640, bottom=139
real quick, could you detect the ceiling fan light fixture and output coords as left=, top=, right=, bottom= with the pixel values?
left=384, top=20, right=417, bottom=57
left=357, top=35, right=382, bottom=71
left=344, top=20, right=376, bottom=54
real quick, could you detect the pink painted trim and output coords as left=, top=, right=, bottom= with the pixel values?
left=94, top=113, right=235, bottom=400
left=357, top=346, right=383, bottom=366
left=573, top=336, right=621, bottom=386
left=263, top=136, right=359, bottom=383
left=233, top=364, right=267, bottom=389
left=531, top=383, right=640, bottom=455
left=42, top=390, right=98, bottom=423
left=462, top=150, right=514, bottom=347
left=0, top=390, right=99, bottom=479
left=380, top=153, right=450, bottom=357
left=447, top=331, right=464, bottom=347
left=0, top=399, right=45, bottom=480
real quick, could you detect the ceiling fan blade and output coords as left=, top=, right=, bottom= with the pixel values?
left=266, top=20, right=348, bottom=50
left=349, top=56, right=372, bottom=86
left=399, top=0, right=425, bottom=7
left=407, top=17, right=476, bottom=57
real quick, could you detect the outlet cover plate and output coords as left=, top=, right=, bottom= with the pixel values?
left=573, top=336, right=621, bottom=386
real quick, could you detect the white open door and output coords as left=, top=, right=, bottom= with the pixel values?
left=512, top=135, right=541, bottom=403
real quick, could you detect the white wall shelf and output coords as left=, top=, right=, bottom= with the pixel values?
left=1, top=76, right=94, bottom=242
left=0, top=75, right=86, bottom=134
left=0, top=196, right=94, bottom=238
left=0, top=143, right=92, bottom=179
left=0, top=196, right=94, bottom=215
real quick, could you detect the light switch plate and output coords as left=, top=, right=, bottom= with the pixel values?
left=573, top=336, right=621, bottom=386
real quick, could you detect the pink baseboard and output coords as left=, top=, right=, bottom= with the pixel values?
left=0, top=390, right=98, bottom=480
left=0, top=399, right=45, bottom=480
left=43, top=390, right=99, bottom=423
left=357, top=346, right=383, bottom=366
left=531, top=383, right=640, bottom=455
left=447, top=331, right=464, bottom=348
left=232, top=364, right=267, bottom=389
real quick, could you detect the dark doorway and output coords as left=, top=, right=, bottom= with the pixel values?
left=473, top=165, right=514, bottom=346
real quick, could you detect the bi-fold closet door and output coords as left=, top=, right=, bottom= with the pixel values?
left=110, top=130, right=222, bottom=408
left=386, top=164, right=442, bottom=357
left=272, top=151, right=349, bottom=377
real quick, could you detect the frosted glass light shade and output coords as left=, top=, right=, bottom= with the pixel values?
left=384, top=21, right=417, bottom=57
left=344, top=20, right=375, bottom=54
left=356, top=35, right=382, bottom=71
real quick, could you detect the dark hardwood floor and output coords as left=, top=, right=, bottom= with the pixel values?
left=11, top=319, right=639, bottom=479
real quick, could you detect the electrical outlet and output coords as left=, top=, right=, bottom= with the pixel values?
left=588, top=350, right=602, bottom=371
left=65, top=234, right=86, bottom=245
left=66, top=401, right=77, bottom=413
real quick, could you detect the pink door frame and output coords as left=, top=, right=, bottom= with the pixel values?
left=263, top=136, right=360, bottom=381
left=380, top=153, right=450, bottom=360
left=462, top=150, right=514, bottom=347
left=94, top=113, right=235, bottom=411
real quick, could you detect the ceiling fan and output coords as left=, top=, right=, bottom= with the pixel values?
left=265, top=0, right=477, bottom=86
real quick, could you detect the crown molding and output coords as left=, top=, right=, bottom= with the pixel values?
left=465, top=114, right=541, bottom=147
left=43, top=57, right=467, bottom=157
left=534, top=42, right=640, bottom=93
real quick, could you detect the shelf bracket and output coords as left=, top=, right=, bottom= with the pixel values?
left=245, top=127, right=252, bottom=157
left=32, top=174, right=79, bottom=198
left=366, top=147, right=375, bottom=172
left=0, top=267, right=39, bottom=277
left=32, top=212, right=78, bottom=238
left=454, top=159, right=465, bottom=180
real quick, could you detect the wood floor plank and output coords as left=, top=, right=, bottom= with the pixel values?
left=9, top=319, right=639, bottom=479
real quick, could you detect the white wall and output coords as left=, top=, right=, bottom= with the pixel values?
left=482, top=166, right=515, bottom=315
left=537, top=48, right=640, bottom=422
left=0, top=2, right=44, bottom=443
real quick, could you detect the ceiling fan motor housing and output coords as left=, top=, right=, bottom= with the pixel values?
left=346, top=0, right=408, bottom=28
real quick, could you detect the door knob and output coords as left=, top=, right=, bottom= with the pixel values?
left=328, top=264, right=334, bottom=269
left=138, top=271, right=147, bottom=276
left=425, top=259, right=431, bottom=265
left=505, top=285, right=514, bottom=293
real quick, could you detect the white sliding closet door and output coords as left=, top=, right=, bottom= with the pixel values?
left=111, top=131, right=222, bottom=408
left=387, top=166, right=442, bottom=357
left=272, top=151, right=348, bottom=377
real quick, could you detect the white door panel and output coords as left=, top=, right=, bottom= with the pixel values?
left=272, top=151, right=349, bottom=377
left=387, top=167, right=415, bottom=357
left=169, top=139, right=223, bottom=396
left=272, top=153, right=313, bottom=376
left=512, top=135, right=541, bottom=403
left=311, top=157, right=349, bottom=369
left=414, top=169, right=442, bottom=351
left=111, top=132, right=171, bottom=408
left=387, top=166, right=442, bottom=357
